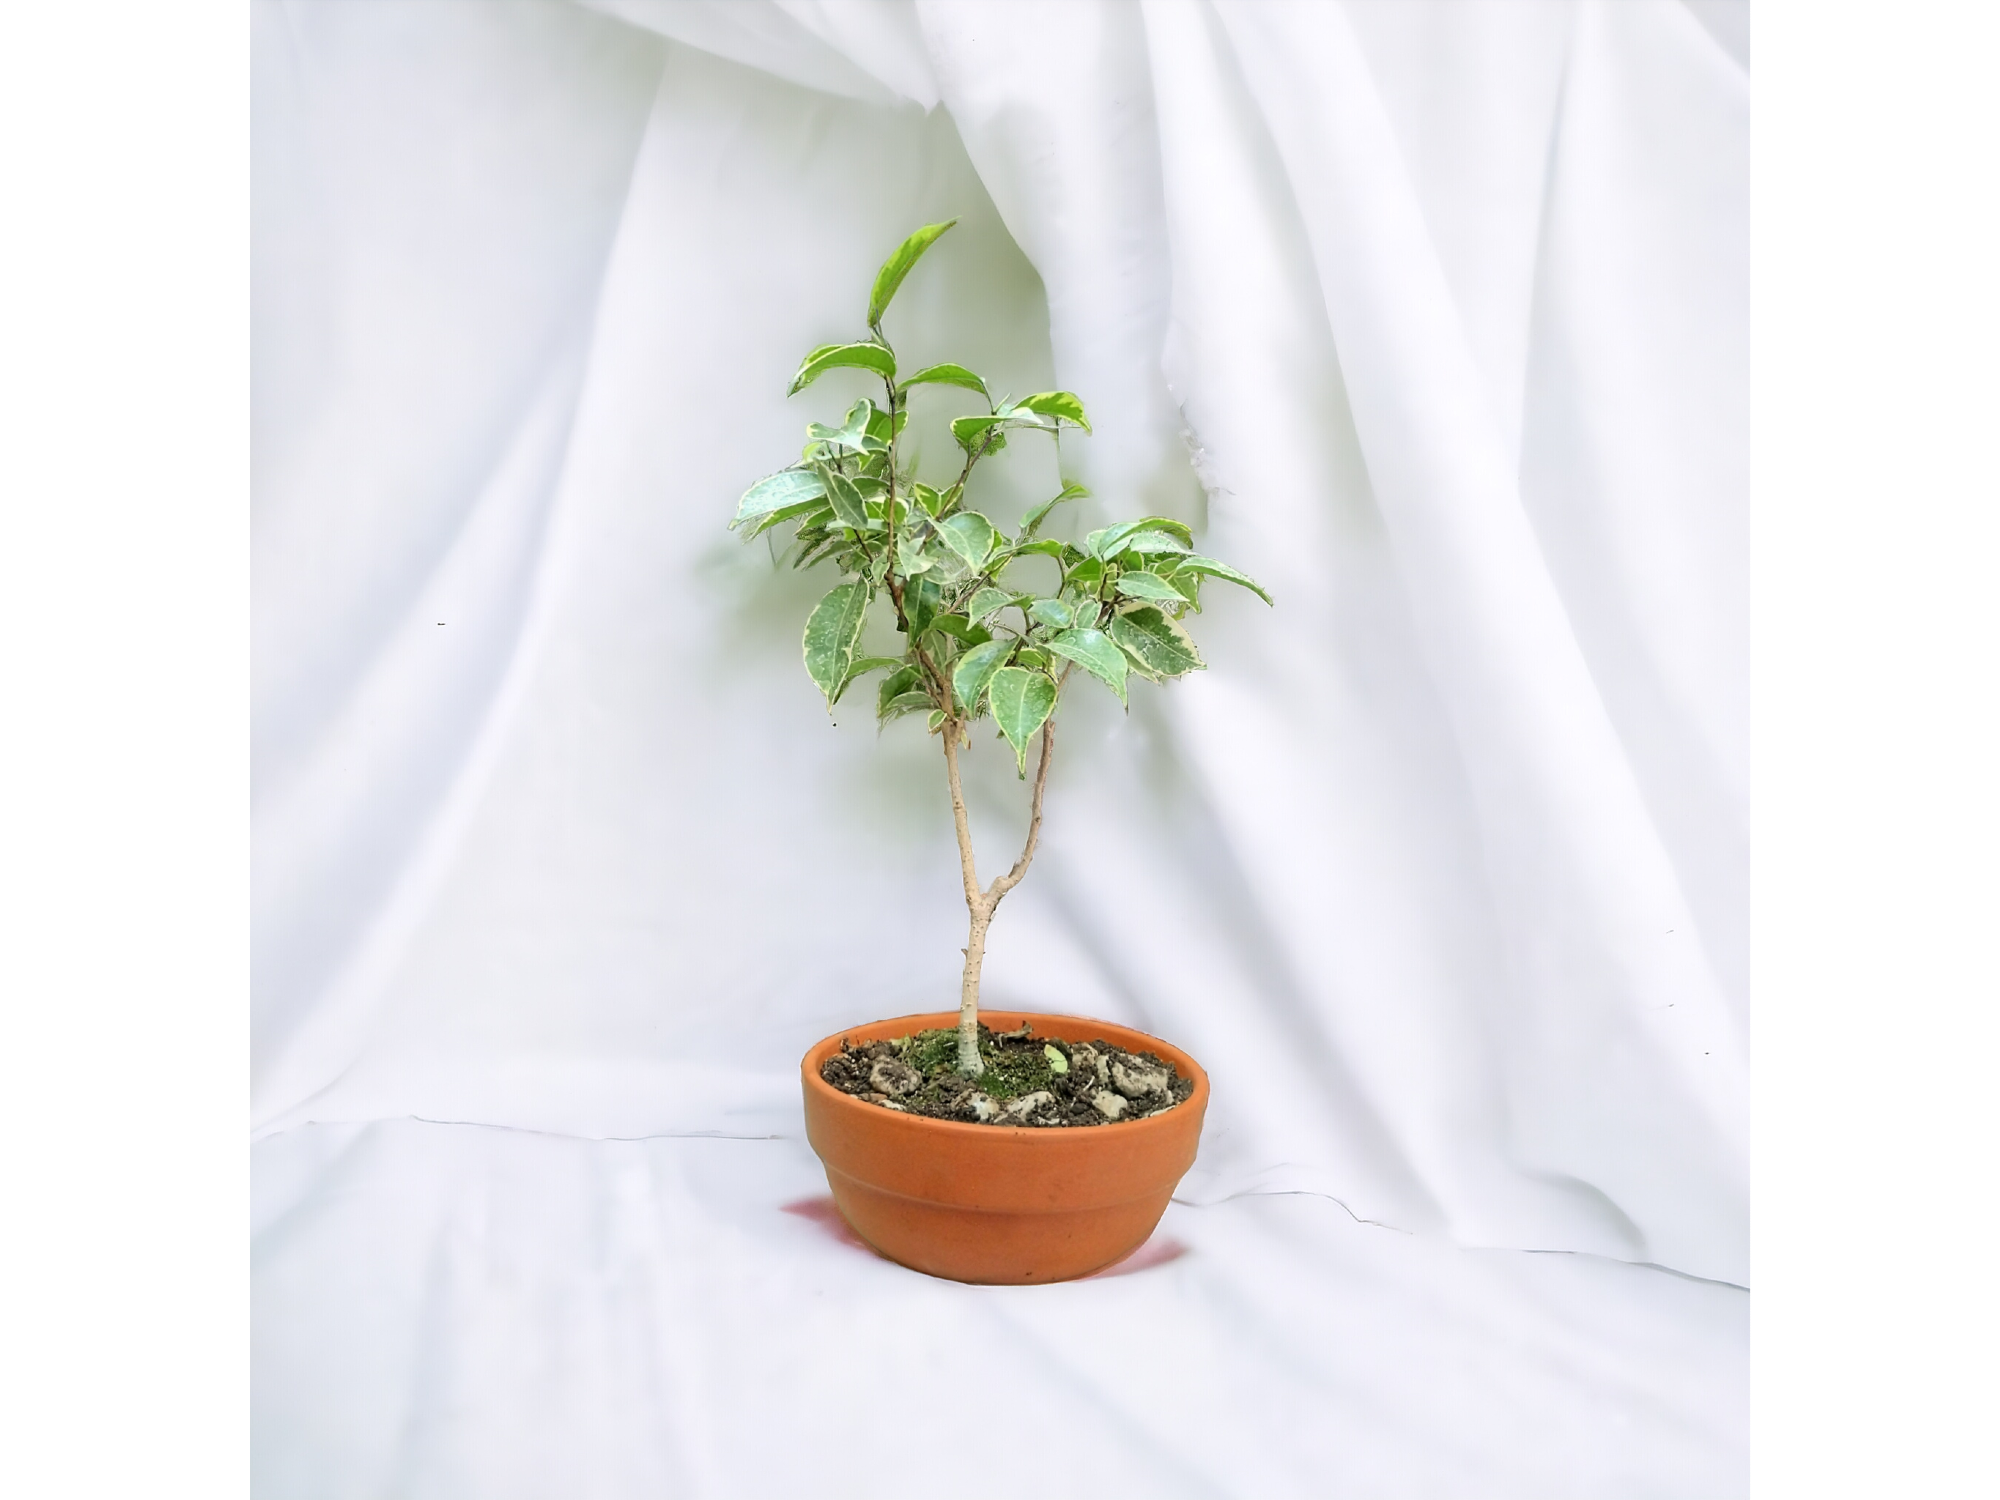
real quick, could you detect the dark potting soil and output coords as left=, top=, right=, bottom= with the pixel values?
left=819, top=1021, right=1195, bottom=1127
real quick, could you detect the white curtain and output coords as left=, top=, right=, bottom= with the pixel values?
left=254, top=3, right=1748, bottom=1493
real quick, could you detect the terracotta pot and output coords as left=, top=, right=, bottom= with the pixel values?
left=800, top=1010, right=1209, bottom=1284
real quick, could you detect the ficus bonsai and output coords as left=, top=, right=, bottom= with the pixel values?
left=732, top=220, right=1270, bottom=1081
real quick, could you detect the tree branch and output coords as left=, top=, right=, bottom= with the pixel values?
left=987, top=713, right=1055, bottom=905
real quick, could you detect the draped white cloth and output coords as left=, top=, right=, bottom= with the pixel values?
left=253, top=2, right=1748, bottom=1493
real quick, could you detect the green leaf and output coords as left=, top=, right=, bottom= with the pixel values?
left=877, top=664, right=921, bottom=718
left=951, top=638, right=1014, bottom=714
left=898, top=363, right=989, bottom=400
left=912, top=482, right=946, bottom=518
left=1045, top=1044, right=1069, bottom=1074
left=928, top=613, right=991, bottom=646
left=743, top=499, right=829, bottom=541
left=1110, top=606, right=1204, bottom=678
left=951, top=413, right=1007, bottom=454
left=1089, top=516, right=1195, bottom=558
left=988, top=666, right=1057, bottom=774
left=733, top=467, right=826, bottom=528
left=789, top=341, right=895, bottom=396
left=869, top=219, right=958, bottom=329
left=833, top=654, right=903, bottom=705
left=1118, top=529, right=1194, bottom=556
left=1005, top=537, right=1069, bottom=561
left=822, top=469, right=870, bottom=530
left=1014, top=646, right=1051, bottom=670
left=1027, top=597, right=1074, bottom=630
left=1013, top=391, right=1091, bottom=431
left=1172, top=554, right=1274, bottom=604
left=882, top=690, right=933, bottom=720
left=807, top=400, right=887, bottom=455
left=936, top=511, right=998, bottom=570
left=803, top=581, right=870, bottom=702
left=1114, top=572, right=1187, bottom=604
left=967, top=587, right=1017, bottom=621
left=1047, top=627, right=1127, bottom=705
left=1020, top=480, right=1088, bottom=537
left=1065, top=557, right=1105, bottom=591
left=905, top=576, right=942, bottom=635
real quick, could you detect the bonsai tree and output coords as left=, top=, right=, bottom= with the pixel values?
left=731, top=220, right=1269, bottom=1080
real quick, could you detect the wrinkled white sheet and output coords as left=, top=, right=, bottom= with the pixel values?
left=253, top=1, right=1748, bottom=1491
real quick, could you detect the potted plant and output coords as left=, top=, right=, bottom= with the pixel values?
left=732, top=221, right=1271, bottom=1283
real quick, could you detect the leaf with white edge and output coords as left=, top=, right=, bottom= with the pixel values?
left=877, top=664, right=921, bottom=717
left=1014, top=646, right=1051, bottom=670
left=743, top=499, right=829, bottom=540
left=867, top=407, right=904, bottom=455
left=928, top=613, right=990, bottom=646
left=882, top=690, right=933, bottom=720
left=912, top=482, right=945, bottom=517
left=869, top=219, right=957, bottom=329
left=1065, top=597, right=1105, bottom=631
left=807, top=400, right=886, bottom=455
left=822, top=470, right=870, bottom=530
left=1116, top=529, right=1193, bottom=556
left=967, top=587, right=1016, bottom=620
left=1114, top=572, right=1186, bottom=604
left=905, top=576, right=941, bottom=634
left=1020, top=480, right=1088, bottom=537
left=789, top=341, right=895, bottom=396
left=1027, top=597, right=1073, bottom=630
left=792, top=533, right=838, bottom=571
left=950, top=638, right=1014, bottom=714
left=1065, top=557, right=1105, bottom=591
left=1172, top=554, right=1274, bottom=604
left=898, top=363, right=988, bottom=400
left=733, top=467, right=825, bottom=528
left=1109, top=606, right=1204, bottom=678
left=1090, top=516, right=1194, bottom=557
left=937, top=511, right=998, bottom=570
left=1013, top=391, right=1091, bottom=431
left=950, top=413, right=1006, bottom=454
left=803, top=581, right=870, bottom=702
left=1004, top=537, right=1068, bottom=562
left=1048, top=627, right=1127, bottom=705
left=988, top=666, right=1057, bottom=774
left=895, top=535, right=933, bottom=575
left=833, top=654, right=902, bottom=705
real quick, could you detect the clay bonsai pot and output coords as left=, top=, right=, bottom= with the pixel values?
left=800, top=1010, right=1209, bottom=1284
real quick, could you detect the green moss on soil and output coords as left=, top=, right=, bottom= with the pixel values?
left=891, top=1026, right=1069, bottom=1100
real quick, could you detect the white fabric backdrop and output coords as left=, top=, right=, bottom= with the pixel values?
left=253, top=2, right=1748, bottom=1493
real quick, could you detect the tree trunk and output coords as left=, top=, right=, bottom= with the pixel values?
left=939, top=713, right=1057, bottom=1078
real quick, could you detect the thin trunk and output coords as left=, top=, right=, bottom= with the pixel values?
left=956, top=910, right=991, bottom=1075
left=940, top=718, right=987, bottom=1074
left=941, top=714, right=1058, bottom=1077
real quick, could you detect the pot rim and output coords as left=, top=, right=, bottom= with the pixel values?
left=800, top=1009, right=1209, bottom=1143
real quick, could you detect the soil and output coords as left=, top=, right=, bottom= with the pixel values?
left=819, top=1020, right=1195, bottom=1127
